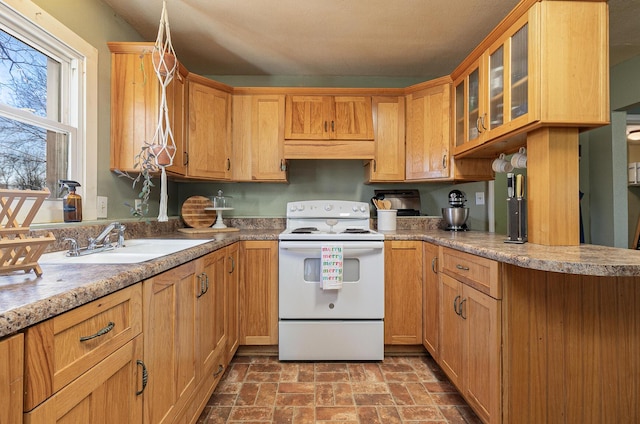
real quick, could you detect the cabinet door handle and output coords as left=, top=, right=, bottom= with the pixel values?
left=196, top=273, right=207, bottom=298
left=456, top=264, right=470, bottom=271
left=213, top=364, right=224, bottom=377
left=204, top=273, right=209, bottom=295
left=476, top=116, right=482, bottom=133
left=324, top=121, right=328, bottom=132
left=459, top=298, right=467, bottom=319
left=79, top=321, right=115, bottom=342
left=480, top=113, right=488, bottom=131
left=226, top=158, right=231, bottom=171
left=228, top=256, right=235, bottom=274
left=453, top=295, right=461, bottom=315
left=442, top=154, right=447, bottom=169
left=431, top=257, right=438, bottom=274
left=373, top=159, right=377, bottom=172
left=183, top=151, right=189, bottom=166
left=136, top=359, right=148, bottom=396
left=331, top=120, right=335, bottom=132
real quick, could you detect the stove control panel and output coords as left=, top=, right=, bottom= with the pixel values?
left=286, top=200, right=370, bottom=219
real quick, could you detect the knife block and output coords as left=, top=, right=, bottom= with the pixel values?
left=506, top=197, right=527, bottom=243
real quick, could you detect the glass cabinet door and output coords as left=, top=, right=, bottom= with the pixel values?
left=468, top=68, right=480, bottom=142
left=488, top=45, right=504, bottom=130
left=455, top=82, right=464, bottom=147
left=510, top=23, right=528, bottom=120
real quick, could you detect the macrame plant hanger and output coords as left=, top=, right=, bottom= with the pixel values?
left=152, top=0, right=178, bottom=221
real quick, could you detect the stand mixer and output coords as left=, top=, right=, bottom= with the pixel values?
left=441, top=189, right=469, bottom=231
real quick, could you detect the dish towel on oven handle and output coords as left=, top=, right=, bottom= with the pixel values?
left=321, top=244, right=343, bottom=290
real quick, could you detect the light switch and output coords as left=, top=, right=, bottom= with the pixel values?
left=97, top=196, right=108, bottom=218
left=475, top=192, right=485, bottom=205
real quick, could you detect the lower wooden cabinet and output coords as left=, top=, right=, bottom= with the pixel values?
left=422, top=243, right=439, bottom=359
left=24, top=335, right=144, bottom=424
left=225, top=242, right=240, bottom=362
left=384, top=240, right=423, bottom=345
left=0, top=333, right=23, bottom=424
left=439, top=248, right=501, bottom=424
left=240, top=240, right=279, bottom=345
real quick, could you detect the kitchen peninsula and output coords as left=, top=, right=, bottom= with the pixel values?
left=1, top=220, right=639, bottom=423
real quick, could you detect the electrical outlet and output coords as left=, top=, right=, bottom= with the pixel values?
left=475, top=192, right=485, bottom=205
left=97, top=196, right=108, bottom=218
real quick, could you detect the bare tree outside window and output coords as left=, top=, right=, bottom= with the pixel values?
left=0, top=28, right=68, bottom=192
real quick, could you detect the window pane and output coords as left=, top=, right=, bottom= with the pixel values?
left=0, top=115, right=69, bottom=193
left=0, top=28, right=60, bottom=120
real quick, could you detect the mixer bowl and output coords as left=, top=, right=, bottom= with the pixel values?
left=442, top=207, right=469, bottom=228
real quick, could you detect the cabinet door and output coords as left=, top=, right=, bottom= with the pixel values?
left=453, top=59, right=485, bottom=155
left=109, top=45, right=159, bottom=173
left=367, top=96, right=405, bottom=182
left=24, top=335, right=143, bottom=424
left=285, top=95, right=330, bottom=139
left=423, top=243, right=439, bottom=359
left=240, top=240, right=278, bottom=345
left=197, top=250, right=227, bottom=378
left=463, top=285, right=501, bottom=424
left=384, top=241, right=423, bottom=345
left=0, top=333, right=22, bottom=424
left=166, top=68, right=188, bottom=176
left=332, top=96, right=374, bottom=140
left=438, top=274, right=464, bottom=389
left=143, top=261, right=198, bottom=424
left=252, top=95, right=287, bottom=180
left=406, top=83, right=451, bottom=180
left=225, top=243, right=240, bottom=362
left=188, top=80, right=231, bottom=179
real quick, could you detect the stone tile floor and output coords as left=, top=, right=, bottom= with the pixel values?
left=197, top=355, right=481, bottom=423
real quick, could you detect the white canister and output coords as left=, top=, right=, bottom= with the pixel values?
left=377, top=209, right=397, bottom=231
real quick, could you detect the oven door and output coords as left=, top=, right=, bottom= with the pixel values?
left=278, top=240, right=384, bottom=319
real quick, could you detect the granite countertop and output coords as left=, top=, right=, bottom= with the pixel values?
left=2, top=227, right=640, bottom=339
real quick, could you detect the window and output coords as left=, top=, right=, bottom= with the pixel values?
left=0, top=0, right=97, bottom=222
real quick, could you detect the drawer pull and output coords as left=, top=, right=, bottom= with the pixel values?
left=79, top=321, right=115, bottom=342
left=136, top=359, right=148, bottom=395
left=456, top=264, right=470, bottom=271
left=213, top=364, right=224, bottom=377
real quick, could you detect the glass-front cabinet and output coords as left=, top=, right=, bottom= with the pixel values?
left=454, top=13, right=530, bottom=156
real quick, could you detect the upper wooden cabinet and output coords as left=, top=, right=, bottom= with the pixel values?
left=108, top=42, right=188, bottom=176
left=453, top=1, right=609, bottom=158
left=365, top=96, right=406, bottom=182
left=406, top=80, right=452, bottom=180
left=232, top=94, right=288, bottom=182
left=187, top=75, right=232, bottom=180
left=285, top=95, right=373, bottom=140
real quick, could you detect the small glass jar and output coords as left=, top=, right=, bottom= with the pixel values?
left=212, top=190, right=232, bottom=208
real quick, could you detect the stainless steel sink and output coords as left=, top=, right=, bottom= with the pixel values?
left=39, top=238, right=211, bottom=264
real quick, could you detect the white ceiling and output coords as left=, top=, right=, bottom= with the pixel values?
left=103, top=0, right=640, bottom=80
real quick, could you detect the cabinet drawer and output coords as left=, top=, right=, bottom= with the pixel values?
left=24, top=284, right=142, bottom=411
left=441, top=248, right=500, bottom=299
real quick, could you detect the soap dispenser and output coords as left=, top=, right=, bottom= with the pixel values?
left=59, top=180, right=83, bottom=222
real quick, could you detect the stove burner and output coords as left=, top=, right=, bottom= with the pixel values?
left=342, top=228, right=371, bottom=234
left=291, top=227, right=318, bottom=234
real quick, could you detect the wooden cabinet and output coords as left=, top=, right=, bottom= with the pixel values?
left=240, top=240, right=278, bottom=345
left=108, top=42, right=188, bottom=176
left=405, top=80, right=452, bottom=180
left=232, top=94, right=288, bottom=182
left=187, top=74, right=232, bottom=180
left=365, top=96, right=405, bottom=182
left=285, top=95, right=373, bottom=140
left=143, top=261, right=198, bottom=424
left=384, top=240, right=423, bottom=345
left=422, top=243, right=439, bottom=359
left=0, top=333, right=23, bottom=424
left=440, top=248, right=501, bottom=424
left=23, top=285, right=143, bottom=423
left=225, top=243, right=240, bottom=362
left=453, top=1, right=608, bottom=158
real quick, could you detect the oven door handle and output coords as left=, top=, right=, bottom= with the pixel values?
left=279, top=241, right=383, bottom=251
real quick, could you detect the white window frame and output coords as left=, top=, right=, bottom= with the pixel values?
left=1, top=0, right=97, bottom=223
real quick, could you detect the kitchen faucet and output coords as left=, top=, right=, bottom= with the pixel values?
left=88, top=221, right=126, bottom=250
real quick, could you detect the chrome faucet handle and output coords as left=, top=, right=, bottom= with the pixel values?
left=63, top=237, right=79, bottom=256
left=116, top=224, right=126, bottom=248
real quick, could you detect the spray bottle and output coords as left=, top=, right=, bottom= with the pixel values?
left=59, top=180, right=83, bottom=222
